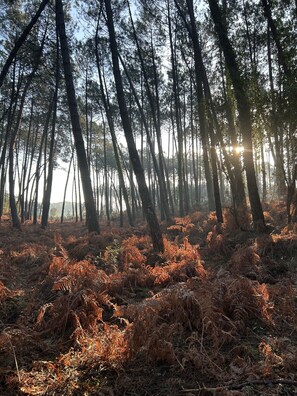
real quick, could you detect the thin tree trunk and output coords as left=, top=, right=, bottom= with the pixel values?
left=77, top=166, right=83, bottom=222
left=24, top=121, right=39, bottom=221
left=103, top=120, right=110, bottom=223
left=267, top=23, right=286, bottom=198
left=33, top=105, right=52, bottom=224
left=219, top=51, right=247, bottom=211
left=168, top=3, right=185, bottom=215
left=20, top=99, right=33, bottom=222
left=104, top=0, right=164, bottom=253
left=151, top=34, right=172, bottom=218
left=260, top=140, right=267, bottom=202
left=95, top=30, right=134, bottom=226
left=261, top=0, right=291, bottom=79
left=175, top=0, right=215, bottom=211
left=127, top=0, right=171, bottom=222
left=0, top=88, right=15, bottom=220
left=207, top=111, right=223, bottom=223
left=61, top=149, right=74, bottom=223
left=41, top=34, right=59, bottom=228
left=9, top=69, right=35, bottom=228
left=118, top=52, right=172, bottom=222
left=190, top=82, right=199, bottom=206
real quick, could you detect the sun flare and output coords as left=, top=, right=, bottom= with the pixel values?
left=234, top=146, right=244, bottom=154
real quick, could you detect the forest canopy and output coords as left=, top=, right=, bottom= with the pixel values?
left=0, top=0, right=296, bottom=235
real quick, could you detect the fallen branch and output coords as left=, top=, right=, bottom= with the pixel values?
left=182, top=379, right=297, bottom=393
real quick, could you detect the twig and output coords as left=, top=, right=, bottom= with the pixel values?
left=181, top=379, right=297, bottom=393
left=200, top=317, right=205, bottom=353
left=175, top=354, right=184, bottom=370
left=4, top=333, right=21, bottom=382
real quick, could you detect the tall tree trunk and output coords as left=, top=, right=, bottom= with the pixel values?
left=207, top=112, right=223, bottom=223
left=261, top=0, right=292, bottom=79
left=7, top=29, right=44, bottom=226
left=41, top=34, right=59, bottom=228
left=104, top=0, right=164, bottom=253
left=260, top=2, right=294, bottom=220
left=260, top=140, right=267, bottom=202
left=56, top=0, right=99, bottom=233
left=19, top=101, right=32, bottom=222
left=24, top=121, right=40, bottom=221
left=118, top=53, right=172, bottom=222
left=8, top=68, right=21, bottom=229
left=85, top=68, right=90, bottom=167
left=150, top=34, right=173, bottom=219
left=0, top=86, right=16, bottom=220
left=266, top=22, right=287, bottom=199
left=103, top=120, right=110, bottom=223
left=127, top=0, right=171, bottom=222
left=77, top=167, right=83, bottom=222
left=218, top=51, right=247, bottom=212
left=200, top=54, right=247, bottom=221
left=61, top=149, right=74, bottom=223
left=9, top=70, right=35, bottom=228
left=208, top=0, right=265, bottom=230
left=190, top=82, right=199, bottom=206
left=95, top=31, right=134, bottom=226
left=168, top=2, right=186, bottom=215
left=33, top=105, right=52, bottom=225
left=175, top=0, right=215, bottom=212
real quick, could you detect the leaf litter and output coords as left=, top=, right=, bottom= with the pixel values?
left=0, top=204, right=297, bottom=395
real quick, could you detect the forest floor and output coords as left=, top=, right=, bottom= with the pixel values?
left=1, top=202, right=297, bottom=395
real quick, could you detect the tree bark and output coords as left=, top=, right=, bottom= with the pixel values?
left=56, top=0, right=99, bottom=233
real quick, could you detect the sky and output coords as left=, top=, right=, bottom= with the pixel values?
left=52, top=167, right=72, bottom=203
